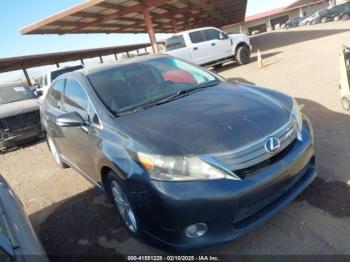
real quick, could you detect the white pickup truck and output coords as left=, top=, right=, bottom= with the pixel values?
left=165, top=27, right=252, bottom=68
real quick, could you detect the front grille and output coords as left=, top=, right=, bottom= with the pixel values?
left=0, top=110, right=40, bottom=132
left=212, top=118, right=298, bottom=177
left=235, top=139, right=297, bottom=178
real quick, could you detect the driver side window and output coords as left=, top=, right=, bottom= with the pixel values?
left=63, top=79, right=89, bottom=121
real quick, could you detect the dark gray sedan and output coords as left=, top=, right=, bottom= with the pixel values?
left=0, top=175, right=47, bottom=261
left=41, top=55, right=316, bottom=250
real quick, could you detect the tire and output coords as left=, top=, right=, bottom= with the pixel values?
left=342, top=14, right=350, bottom=20
left=333, top=16, right=340, bottom=21
left=235, top=45, right=251, bottom=65
left=47, top=135, right=68, bottom=168
left=321, top=17, right=327, bottom=23
left=341, top=96, right=350, bottom=111
left=107, top=171, right=142, bottom=238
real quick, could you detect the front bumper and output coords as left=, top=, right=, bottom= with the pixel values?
left=133, top=117, right=316, bottom=250
left=0, top=124, right=43, bottom=151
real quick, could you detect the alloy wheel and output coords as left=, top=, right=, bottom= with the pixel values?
left=111, top=181, right=137, bottom=233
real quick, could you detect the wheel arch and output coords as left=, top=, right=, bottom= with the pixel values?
left=235, top=41, right=250, bottom=54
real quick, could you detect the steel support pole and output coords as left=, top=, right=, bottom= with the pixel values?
left=23, top=68, right=32, bottom=86
left=172, top=15, right=178, bottom=33
left=143, top=2, right=159, bottom=54
left=99, top=56, right=103, bottom=63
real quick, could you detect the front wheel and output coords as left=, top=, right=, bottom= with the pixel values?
left=333, top=15, right=340, bottom=21
left=235, top=45, right=251, bottom=65
left=321, top=17, right=327, bottom=23
left=341, top=96, right=350, bottom=111
left=107, top=171, right=141, bottom=237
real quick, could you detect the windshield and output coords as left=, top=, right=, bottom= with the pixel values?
left=0, top=86, right=36, bottom=105
left=88, top=56, right=219, bottom=115
left=51, top=65, right=84, bottom=81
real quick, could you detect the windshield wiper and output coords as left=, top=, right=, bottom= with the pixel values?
left=114, top=81, right=219, bottom=117
left=151, top=81, right=220, bottom=107
left=114, top=106, right=146, bottom=117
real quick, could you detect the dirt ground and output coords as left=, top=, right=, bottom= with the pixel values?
left=1, top=21, right=350, bottom=258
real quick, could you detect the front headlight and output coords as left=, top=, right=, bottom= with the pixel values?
left=137, top=152, right=237, bottom=181
left=291, top=98, right=303, bottom=141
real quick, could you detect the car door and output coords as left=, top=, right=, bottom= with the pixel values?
left=60, top=78, right=102, bottom=178
left=44, top=79, right=66, bottom=151
left=188, top=30, right=212, bottom=65
left=203, top=28, right=232, bottom=60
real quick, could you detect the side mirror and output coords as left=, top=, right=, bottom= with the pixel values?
left=34, top=90, right=43, bottom=97
left=219, top=32, right=228, bottom=40
left=56, top=112, right=85, bottom=127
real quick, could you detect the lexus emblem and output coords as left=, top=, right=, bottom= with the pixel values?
left=265, top=137, right=281, bottom=154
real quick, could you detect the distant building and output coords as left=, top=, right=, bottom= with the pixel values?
left=223, top=0, right=349, bottom=35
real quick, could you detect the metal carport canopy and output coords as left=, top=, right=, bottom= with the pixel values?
left=21, top=0, right=247, bottom=53
left=0, top=42, right=152, bottom=85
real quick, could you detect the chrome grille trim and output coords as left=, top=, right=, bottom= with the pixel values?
left=211, top=118, right=297, bottom=171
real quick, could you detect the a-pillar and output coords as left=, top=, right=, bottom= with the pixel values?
left=142, top=1, right=159, bottom=54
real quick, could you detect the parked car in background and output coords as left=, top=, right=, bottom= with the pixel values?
left=299, top=12, right=320, bottom=26
left=41, top=55, right=316, bottom=250
left=309, top=10, right=331, bottom=24
left=283, top=17, right=304, bottom=29
left=0, top=175, right=47, bottom=260
left=331, top=3, right=350, bottom=21
left=165, top=27, right=251, bottom=68
left=0, top=85, right=43, bottom=152
left=38, top=65, right=84, bottom=100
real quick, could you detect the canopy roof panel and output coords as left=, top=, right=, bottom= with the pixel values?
left=0, top=43, right=151, bottom=73
left=21, top=0, right=247, bottom=35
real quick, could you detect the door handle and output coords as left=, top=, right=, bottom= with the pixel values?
left=193, top=47, right=198, bottom=51
left=211, top=43, right=216, bottom=46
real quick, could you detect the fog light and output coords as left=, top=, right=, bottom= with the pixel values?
left=185, top=223, right=207, bottom=238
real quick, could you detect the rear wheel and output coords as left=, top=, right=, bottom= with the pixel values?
left=321, top=17, right=327, bottom=23
left=341, top=96, right=350, bottom=111
left=47, top=136, right=68, bottom=168
left=235, top=45, right=251, bottom=65
left=107, top=171, right=141, bottom=237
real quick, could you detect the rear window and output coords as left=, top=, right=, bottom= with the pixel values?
left=189, top=31, right=205, bottom=43
left=165, top=35, right=186, bottom=51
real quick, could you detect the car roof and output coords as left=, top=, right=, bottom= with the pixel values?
left=171, top=27, right=219, bottom=36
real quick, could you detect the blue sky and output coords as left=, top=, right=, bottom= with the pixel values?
left=0, top=0, right=293, bottom=82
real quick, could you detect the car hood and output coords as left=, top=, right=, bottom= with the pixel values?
left=117, top=81, right=293, bottom=156
left=0, top=99, right=40, bottom=119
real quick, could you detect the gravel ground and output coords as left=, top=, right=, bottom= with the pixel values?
left=0, top=21, right=349, bottom=258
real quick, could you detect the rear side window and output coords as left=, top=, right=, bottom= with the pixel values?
left=203, top=29, right=221, bottom=41
left=63, top=79, right=88, bottom=120
left=189, top=31, right=205, bottom=43
left=47, top=79, right=65, bottom=109
left=165, top=35, right=186, bottom=51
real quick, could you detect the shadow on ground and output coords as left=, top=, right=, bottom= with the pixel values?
left=295, top=98, right=350, bottom=218
left=30, top=188, right=130, bottom=260
left=215, top=51, right=283, bottom=73
left=250, top=29, right=350, bottom=51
